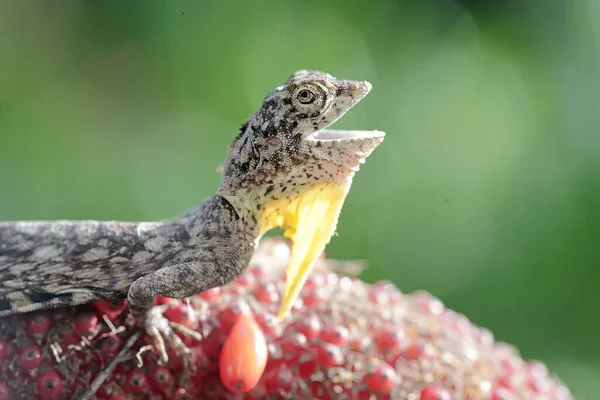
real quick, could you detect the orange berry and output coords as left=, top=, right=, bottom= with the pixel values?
left=219, top=313, right=268, bottom=392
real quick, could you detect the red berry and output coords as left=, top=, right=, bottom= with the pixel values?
left=234, top=274, right=256, bottom=289
left=123, top=370, right=149, bottom=393
left=253, top=312, right=281, bottom=336
left=298, top=355, right=317, bottom=379
left=199, top=287, right=221, bottom=301
left=491, top=386, right=514, bottom=400
left=165, top=348, right=185, bottom=372
left=254, top=282, right=280, bottom=303
left=36, top=369, right=63, bottom=398
left=114, top=361, right=133, bottom=380
left=155, top=295, right=175, bottom=305
left=201, top=329, right=228, bottom=361
left=247, top=383, right=267, bottom=400
left=321, top=324, right=349, bottom=345
left=336, top=275, right=353, bottom=290
left=413, top=291, right=445, bottom=316
left=529, top=376, right=551, bottom=393
left=316, top=343, right=343, bottom=367
left=26, top=313, right=52, bottom=336
left=302, top=288, right=326, bottom=307
left=92, top=299, right=127, bottom=317
left=304, top=274, right=326, bottom=289
left=264, top=345, right=285, bottom=375
left=250, top=262, right=268, bottom=278
left=294, top=314, right=321, bottom=340
left=363, top=363, right=396, bottom=394
left=554, top=385, right=572, bottom=400
left=0, top=381, right=8, bottom=400
left=149, top=366, right=174, bottom=391
left=164, top=303, right=198, bottom=329
left=324, top=272, right=339, bottom=286
left=420, top=386, right=452, bottom=400
left=350, top=336, right=372, bottom=354
left=443, top=311, right=472, bottom=334
left=281, top=331, right=308, bottom=356
left=100, top=335, right=122, bottom=356
left=96, top=385, right=127, bottom=400
left=402, top=342, right=426, bottom=360
left=376, top=326, right=404, bottom=351
left=73, top=312, right=98, bottom=333
left=201, top=374, right=228, bottom=397
left=56, top=323, right=81, bottom=347
left=173, top=387, right=188, bottom=400
left=19, top=343, right=42, bottom=370
left=528, top=360, right=549, bottom=379
left=499, top=354, right=524, bottom=375
left=0, top=340, right=8, bottom=362
left=219, top=300, right=251, bottom=334
left=219, top=313, right=267, bottom=392
left=527, top=360, right=552, bottom=392
left=264, top=367, right=294, bottom=392
left=496, top=373, right=520, bottom=390
left=368, top=281, right=397, bottom=304
left=309, top=381, right=330, bottom=399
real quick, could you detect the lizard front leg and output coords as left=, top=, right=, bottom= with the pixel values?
left=127, top=258, right=245, bottom=363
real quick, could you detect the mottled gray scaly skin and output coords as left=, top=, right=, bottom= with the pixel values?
left=0, top=70, right=384, bottom=359
left=0, top=197, right=252, bottom=315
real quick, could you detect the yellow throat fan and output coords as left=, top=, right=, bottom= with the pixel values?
left=259, top=182, right=350, bottom=321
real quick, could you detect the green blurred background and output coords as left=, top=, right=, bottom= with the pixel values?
left=0, top=1, right=598, bottom=397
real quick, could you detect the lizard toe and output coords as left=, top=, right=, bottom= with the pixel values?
left=142, top=305, right=201, bottom=369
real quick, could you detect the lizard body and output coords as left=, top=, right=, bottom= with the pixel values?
left=0, top=196, right=251, bottom=314
left=0, top=70, right=384, bottom=360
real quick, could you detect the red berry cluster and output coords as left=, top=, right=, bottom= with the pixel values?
left=0, top=239, right=572, bottom=399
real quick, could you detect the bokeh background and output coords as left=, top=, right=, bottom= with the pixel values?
left=0, top=1, right=598, bottom=397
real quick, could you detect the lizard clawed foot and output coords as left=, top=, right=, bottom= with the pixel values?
left=138, top=304, right=202, bottom=368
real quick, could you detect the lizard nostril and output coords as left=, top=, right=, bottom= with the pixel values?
left=347, top=81, right=371, bottom=96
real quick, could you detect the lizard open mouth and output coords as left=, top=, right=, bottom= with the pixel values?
left=274, top=130, right=385, bottom=321
left=261, top=74, right=386, bottom=321
left=307, top=129, right=386, bottom=142
left=303, top=129, right=386, bottom=172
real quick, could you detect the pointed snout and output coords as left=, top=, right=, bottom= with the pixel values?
left=348, top=80, right=372, bottom=98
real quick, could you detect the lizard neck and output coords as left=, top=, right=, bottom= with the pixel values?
left=215, top=116, right=358, bottom=242
left=217, top=175, right=353, bottom=242
left=215, top=190, right=262, bottom=236
left=173, top=195, right=261, bottom=242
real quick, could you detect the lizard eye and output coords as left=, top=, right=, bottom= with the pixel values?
left=297, top=90, right=316, bottom=104
left=291, top=84, right=327, bottom=118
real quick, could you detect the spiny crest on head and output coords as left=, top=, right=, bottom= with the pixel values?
left=230, top=118, right=251, bottom=149
left=288, top=70, right=334, bottom=80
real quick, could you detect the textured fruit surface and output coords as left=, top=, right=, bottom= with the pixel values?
left=0, top=238, right=572, bottom=399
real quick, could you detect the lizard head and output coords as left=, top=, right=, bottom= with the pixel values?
left=218, top=70, right=385, bottom=320
left=220, top=70, right=385, bottom=190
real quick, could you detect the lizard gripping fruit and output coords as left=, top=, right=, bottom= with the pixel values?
left=0, top=70, right=384, bottom=363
